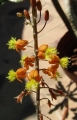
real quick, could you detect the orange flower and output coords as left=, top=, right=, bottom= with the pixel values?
left=38, top=44, right=48, bottom=59
left=16, top=68, right=27, bottom=82
left=49, top=55, right=60, bottom=64
left=24, top=56, right=35, bottom=69
left=15, top=39, right=28, bottom=53
left=42, top=69, right=51, bottom=76
left=48, top=65, right=59, bottom=79
left=20, top=56, right=35, bottom=70
left=48, top=64, right=59, bottom=72
left=42, top=64, right=61, bottom=80
left=27, top=70, right=42, bottom=82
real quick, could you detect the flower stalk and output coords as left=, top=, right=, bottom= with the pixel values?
left=32, top=1, right=40, bottom=120
left=6, top=0, right=70, bottom=119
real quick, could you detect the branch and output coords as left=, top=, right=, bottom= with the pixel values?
left=37, top=21, right=47, bottom=34
left=40, top=114, right=52, bottom=120
left=37, top=11, right=41, bottom=24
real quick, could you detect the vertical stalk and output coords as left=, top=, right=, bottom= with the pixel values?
left=32, top=3, right=40, bottom=120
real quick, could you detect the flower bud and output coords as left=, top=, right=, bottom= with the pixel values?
left=44, top=10, right=49, bottom=21
left=38, top=44, right=48, bottom=52
left=16, top=12, right=23, bottom=17
left=23, top=9, right=30, bottom=20
left=36, top=0, right=42, bottom=11
left=30, top=0, right=36, bottom=8
left=37, top=51, right=45, bottom=59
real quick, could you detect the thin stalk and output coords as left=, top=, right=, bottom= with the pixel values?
left=32, top=3, right=40, bottom=120
left=40, top=114, right=52, bottom=120
left=37, top=11, right=41, bottom=24
left=37, top=21, right=47, bottom=34
left=40, top=97, right=49, bottom=101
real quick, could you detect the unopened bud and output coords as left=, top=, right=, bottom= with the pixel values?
left=36, top=0, right=42, bottom=11
left=30, top=0, right=36, bottom=8
left=23, top=10, right=30, bottom=20
left=16, top=12, right=22, bottom=17
left=44, top=10, right=49, bottom=21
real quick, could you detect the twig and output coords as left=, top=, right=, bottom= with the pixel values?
left=40, top=113, right=52, bottom=120
left=37, top=21, right=47, bottom=34
left=37, top=11, right=41, bottom=24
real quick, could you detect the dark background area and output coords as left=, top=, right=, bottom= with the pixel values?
left=0, top=1, right=35, bottom=120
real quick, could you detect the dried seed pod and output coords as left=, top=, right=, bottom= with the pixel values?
left=30, top=0, right=36, bottom=8
left=23, top=9, right=30, bottom=20
left=44, top=10, right=49, bottom=21
left=36, top=0, right=42, bottom=11
left=39, top=114, right=43, bottom=120
left=16, top=12, right=23, bottom=17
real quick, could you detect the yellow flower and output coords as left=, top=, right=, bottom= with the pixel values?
left=6, top=69, right=16, bottom=82
left=60, top=57, right=70, bottom=68
left=45, top=47, right=58, bottom=60
left=25, top=79, right=38, bottom=91
left=20, top=55, right=28, bottom=64
left=38, top=44, right=58, bottom=60
left=6, top=37, right=16, bottom=49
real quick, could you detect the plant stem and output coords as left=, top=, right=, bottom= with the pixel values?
left=40, top=97, right=49, bottom=101
left=37, top=21, right=47, bottom=34
left=37, top=11, right=41, bottom=24
left=41, top=114, right=52, bottom=120
left=32, top=2, right=40, bottom=120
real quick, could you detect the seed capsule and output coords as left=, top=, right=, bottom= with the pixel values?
left=36, top=0, right=42, bottom=11
left=30, top=0, right=36, bottom=8
left=44, top=10, right=49, bottom=21
left=23, top=10, right=30, bottom=20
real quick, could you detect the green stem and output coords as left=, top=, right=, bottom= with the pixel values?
left=32, top=3, right=40, bottom=120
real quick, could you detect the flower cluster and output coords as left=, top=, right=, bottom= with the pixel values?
left=38, top=44, right=59, bottom=60
left=38, top=44, right=70, bottom=80
left=6, top=42, right=70, bottom=88
left=6, top=0, right=70, bottom=107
